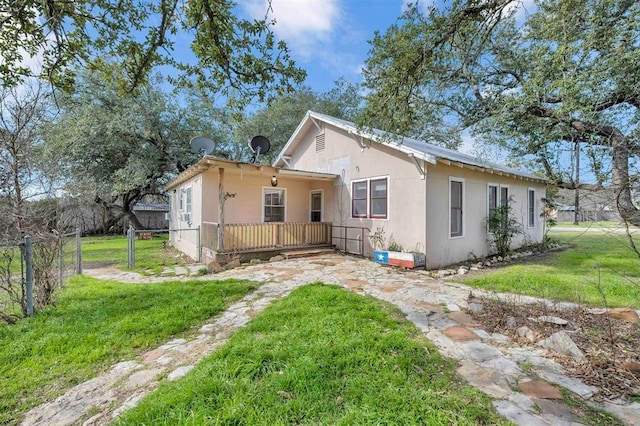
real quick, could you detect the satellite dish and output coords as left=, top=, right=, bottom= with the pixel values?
left=249, top=135, right=270, bottom=163
left=190, top=136, right=216, bottom=157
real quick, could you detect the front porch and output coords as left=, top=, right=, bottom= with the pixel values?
left=201, top=221, right=333, bottom=263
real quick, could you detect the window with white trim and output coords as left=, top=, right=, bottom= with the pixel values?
left=264, top=188, right=285, bottom=222
left=184, top=187, right=192, bottom=222
left=352, top=181, right=367, bottom=218
left=351, top=177, right=388, bottom=219
left=370, top=178, right=388, bottom=219
left=528, top=189, right=535, bottom=227
left=488, top=184, right=510, bottom=231
left=310, top=191, right=322, bottom=222
left=488, top=184, right=498, bottom=221
left=450, top=178, right=464, bottom=238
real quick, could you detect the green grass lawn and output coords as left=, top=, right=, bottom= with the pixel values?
left=79, top=234, right=187, bottom=274
left=555, top=221, right=637, bottom=229
left=0, top=275, right=257, bottom=426
left=116, top=284, right=507, bottom=426
left=461, top=232, right=640, bottom=307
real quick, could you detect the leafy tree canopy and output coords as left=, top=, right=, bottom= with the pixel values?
left=2, top=0, right=305, bottom=103
left=361, top=0, right=640, bottom=225
left=43, top=69, right=209, bottom=229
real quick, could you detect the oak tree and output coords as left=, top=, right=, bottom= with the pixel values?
left=362, top=0, right=640, bottom=225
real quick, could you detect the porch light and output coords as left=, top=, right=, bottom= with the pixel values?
left=271, top=175, right=278, bottom=187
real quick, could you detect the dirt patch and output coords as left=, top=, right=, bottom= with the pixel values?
left=467, top=295, right=640, bottom=402
left=83, top=261, right=118, bottom=269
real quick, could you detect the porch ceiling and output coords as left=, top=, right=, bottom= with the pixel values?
left=165, top=156, right=338, bottom=190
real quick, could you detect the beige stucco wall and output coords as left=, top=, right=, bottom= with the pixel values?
left=284, top=121, right=546, bottom=268
left=288, top=124, right=428, bottom=256
left=425, top=162, right=546, bottom=268
left=168, top=174, right=203, bottom=261
left=169, top=165, right=335, bottom=261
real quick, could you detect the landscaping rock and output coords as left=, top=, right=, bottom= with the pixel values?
left=535, top=371, right=598, bottom=399
left=516, top=326, right=535, bottom=342
left=468, top=302, right=484, bottom=313
left=206, top=261, right=223, bottom=273
left=167, top=365, right=194, bottom=381
left=269, top=255, right=285, bottom=262
left=224, top=259, right=241, bottom=270
left=446, top=303, right=461, bottom=312
left=443, top=326, right=480, bottom=342
left=448, top=311, right=479, bottom=327
left=506, top=316, right=518, bottom=328
left=518, top=380, right=562, bottom=399
left=436, top=269, right=452, bottom=278
left=530, top=315, right=569, bottom=326
left=532, top=398, right=580, bottom=422
left=458, top=361, right=512, bottom=398
left=539, top=331, right=585, bottom=361
left=249, top=258, right=262, bottom=265
left=457, top=266, right=468, bottom=275
left=602, top=401, right=640, bottom=426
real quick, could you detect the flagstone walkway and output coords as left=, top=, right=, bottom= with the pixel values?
left=22, top=253, right=640, bottom=426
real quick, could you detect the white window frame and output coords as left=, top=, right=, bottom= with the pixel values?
left=310, top=189, right=323, bottom=222
left=527, top=188, right=536, bottom=228
left=262, top=187, right=287, bottom=223
left=184, top=186, right=192, bottom=223
left=350, top=176, right=390, bottom=220
left=487, top=183, right=511, bottom=232
left=500, top=185, right=510, bottom=208
left=487, top=183, right=499, bottom=225
left=449, top=177, right=465, bottom=239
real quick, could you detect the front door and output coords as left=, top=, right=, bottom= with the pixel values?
left=310, top=191, right=322, bottom=222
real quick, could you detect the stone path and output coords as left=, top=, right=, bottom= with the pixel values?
left=22, top=254, right=640, bottom=425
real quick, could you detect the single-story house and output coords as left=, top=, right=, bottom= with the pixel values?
left=165, top=111, right=547, bottom=268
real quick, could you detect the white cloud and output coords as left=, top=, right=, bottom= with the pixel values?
left=243, top=0, right=340, bottom=47
left=505, top=0, right=537, bottom=21
left=401, top=0, right=435, bottom=14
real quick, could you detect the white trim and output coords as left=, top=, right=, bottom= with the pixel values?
left=350, top=178, right=369, bottom=219
left=271, top=111, right=545, bottom=183
left=262, top=186, right=287, bottom=223
left=527, top=187, right=536, bottom=228
left=449, top=177, right=465, bottom=239
left=350, top=175, right=390, bottom=221
left=309, top=189, right=324, bottom=222
left=500, top=184, right=510, bottom=207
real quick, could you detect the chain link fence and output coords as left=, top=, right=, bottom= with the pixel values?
left=0, top=230, right=82, bottom=324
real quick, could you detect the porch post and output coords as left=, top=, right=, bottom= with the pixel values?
left=218, top=167, right=224, bottom=251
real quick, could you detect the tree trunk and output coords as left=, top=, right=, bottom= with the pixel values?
left=612, top=135, right=640, bottom=226
left=125, top=210, right=145, bottom=230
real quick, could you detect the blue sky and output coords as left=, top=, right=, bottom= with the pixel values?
left=239, top=0, right=410, bottom=93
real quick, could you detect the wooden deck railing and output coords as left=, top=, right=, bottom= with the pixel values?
left=201, top=222, right=332, bottom=252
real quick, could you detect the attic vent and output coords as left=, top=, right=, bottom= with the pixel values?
left=315, top=133, right=325, bottom=152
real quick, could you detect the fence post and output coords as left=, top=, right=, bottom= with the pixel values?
left=127, top=226, right=135, bottom=268
left=196, top=225, right=201, bottom=263
left=76, top=227, right=82, bottom=275
left=58, top=231, right=63, bottom=284
left=24, top=235, right=34, bottom=316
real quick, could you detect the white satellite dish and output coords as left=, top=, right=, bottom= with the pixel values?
left=189, top=136, right=216, bottom=157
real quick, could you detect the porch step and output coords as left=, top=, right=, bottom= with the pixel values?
left=281, top=247, right=335, bottom=260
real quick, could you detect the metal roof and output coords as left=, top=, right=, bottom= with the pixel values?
left=274, top=111, right=546, bottom=183
left=132, top=203, right=170, bottom=212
